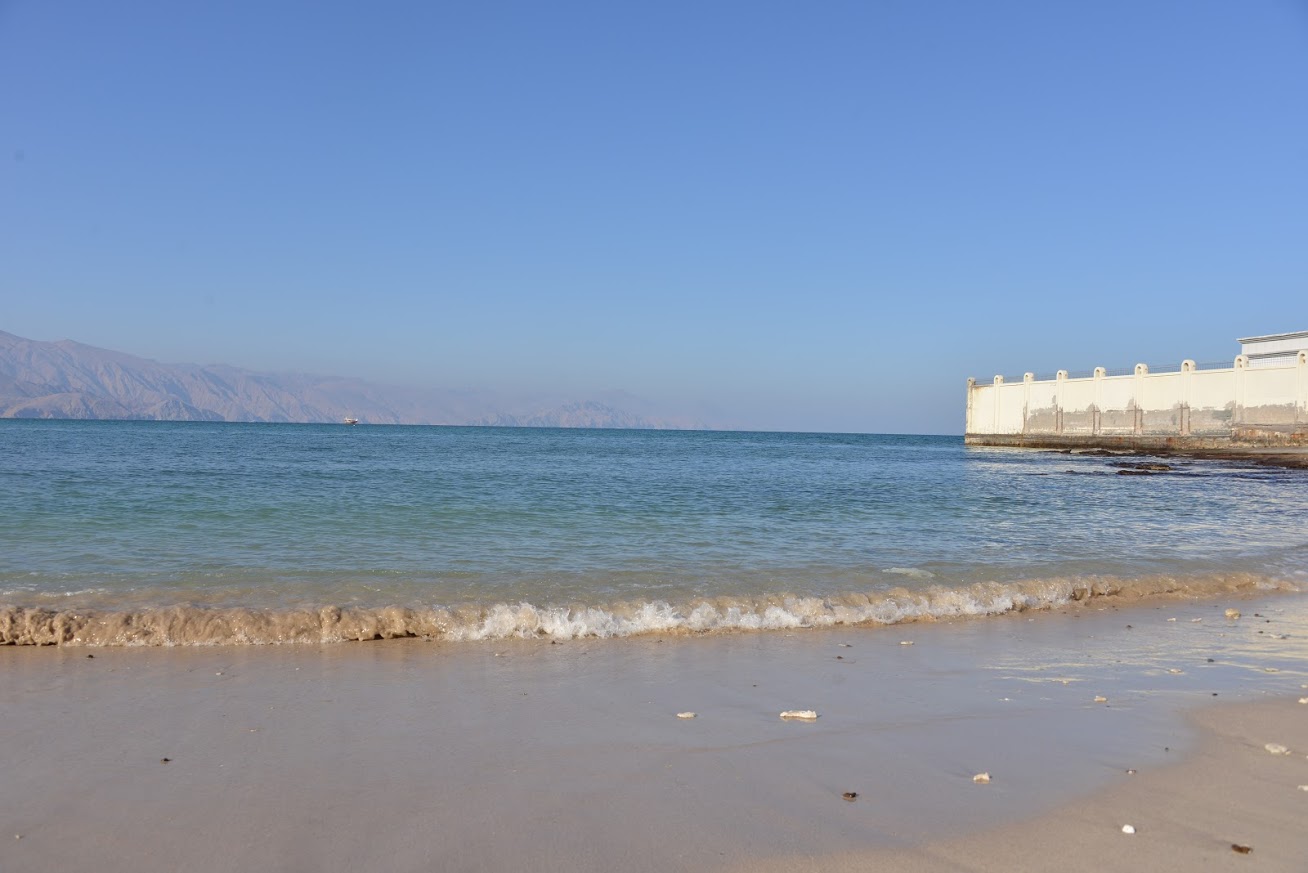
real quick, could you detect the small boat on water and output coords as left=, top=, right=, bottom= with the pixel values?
left=343, top=417, right=359, bottom=425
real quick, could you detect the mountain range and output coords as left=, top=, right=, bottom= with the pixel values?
left=0, top=331, right=704, bottom=429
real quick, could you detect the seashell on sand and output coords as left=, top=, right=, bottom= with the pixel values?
left=972, top=772, right=990, bottom=784
left=1225, top=608, right=1241, bottom=620
left=676, top=712, right=697, bottom=719
left=779, top=710, right=818, bottom=720
left=1264, top=743, right=1290, bottom=755
left=1121, top=825, right=1136, bottom=835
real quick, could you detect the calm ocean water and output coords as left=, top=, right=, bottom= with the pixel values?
left=2, top=420, right=1305, bottom=645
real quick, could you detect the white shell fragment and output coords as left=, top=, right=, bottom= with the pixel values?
left=1167, top=668, right=1183, bottom=674
left=676, top=712, right=697, bottom=719
left=1225, top=608, right=1241, bottom=620
left=1094, top=696, right=1108, bottom=703
left=1297, top=698, right=1308, bottom=705
left=1264, top=743, right=1291, bottom=755
left=899, top=640, right=914, bottom=646
left=1121, top=825, right=1136, bottom=835
left=1298, top=785, right=1308, bottom=792
left=972, top=772, right=991, bottom=784
left=779, top=710, right=819, bottom=720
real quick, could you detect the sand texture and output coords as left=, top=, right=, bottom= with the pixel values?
left=2, top=594, right=1306, bottom=872
left=736, top=698, right=1308, bottom=872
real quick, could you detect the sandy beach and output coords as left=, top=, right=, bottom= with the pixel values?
left=739, top=697, right=1308, bottom=873
left=3, top=592, right=1306, bottom=873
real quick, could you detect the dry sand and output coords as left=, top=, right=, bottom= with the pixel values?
left=2, top=593, right=1306, bottom=873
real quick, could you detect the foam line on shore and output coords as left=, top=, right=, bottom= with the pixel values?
left=0, top=572, right=1295, bottom=646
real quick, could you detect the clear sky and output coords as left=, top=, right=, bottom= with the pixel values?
left=2, top=0, right=1305, bottom=434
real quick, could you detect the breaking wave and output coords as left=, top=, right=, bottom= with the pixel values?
left=0, top=572, right=1297, bottom=647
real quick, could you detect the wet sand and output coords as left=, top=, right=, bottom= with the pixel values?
left=2, top=593, right=1306, bottom=872
left=738, top=697, right=1308, bottom=872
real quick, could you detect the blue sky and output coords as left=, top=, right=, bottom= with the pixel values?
left=2, top=0, right=1305, bottom=433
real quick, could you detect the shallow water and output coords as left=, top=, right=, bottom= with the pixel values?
left=2, top=421, right=1305, bottom=644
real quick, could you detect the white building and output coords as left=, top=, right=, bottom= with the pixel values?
left=1239, top=330, right=1308, bottom=369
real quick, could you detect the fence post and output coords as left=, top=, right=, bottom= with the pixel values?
left=1233, top=355, right=1248, bottom=426
left=965, top=378, right=976, bottom=434
left=1180, top=360, right=1195, bottom=435
left=1022, top=372, right=1034, bottom=435
left=1055, top=370, right=1067, bottom=434
left=1298, top=352, right=1307, bottom=425
left=993, top=375, right=1004, bottom=433
left=1092, top=367, right=1105, bottom=435
left=1132, top=363, right=1147, bottom=434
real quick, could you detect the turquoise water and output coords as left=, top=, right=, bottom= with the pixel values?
left=2, top=421, right=1306, bottom=644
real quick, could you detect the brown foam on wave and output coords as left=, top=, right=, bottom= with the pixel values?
left=0, top=572, right=1296, bottom=646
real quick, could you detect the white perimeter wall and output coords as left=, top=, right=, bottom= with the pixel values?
left=966, top=354, right=1308, bottom=437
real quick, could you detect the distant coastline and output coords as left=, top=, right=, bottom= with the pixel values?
left=0, top=330, right=707, bottom=429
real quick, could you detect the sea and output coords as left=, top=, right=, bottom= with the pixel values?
left=2, top=420, right=1305, bottom=646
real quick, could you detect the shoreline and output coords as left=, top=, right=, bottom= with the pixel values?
left=2, top=571, right=1297, bottom=646
left=4, top=593, right=1306, bottom=872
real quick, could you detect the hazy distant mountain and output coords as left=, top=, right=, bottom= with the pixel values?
left=0, top=330, right=703, bottom=429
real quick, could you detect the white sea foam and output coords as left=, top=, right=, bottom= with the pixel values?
left=0, top=571, right=1295, bottom=647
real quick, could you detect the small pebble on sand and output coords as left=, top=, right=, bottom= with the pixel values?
left=1121, top=825, right=1136, bottom=835
left=842, top=792, right=858, bottom=801
left=779, top=710, right=818, bottom=720
left=1264, top=743, right=1290, bottom=755
left=1225, top=608, right=1241, bottom=620
left=676, top=712, right=697, bottom=719
left=1231, top=844, right=1252, bottom=855
left=972, top=772, right=991, bottom=784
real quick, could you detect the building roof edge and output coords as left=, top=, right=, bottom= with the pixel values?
left=1237, top=330, right=1308, bottom=344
